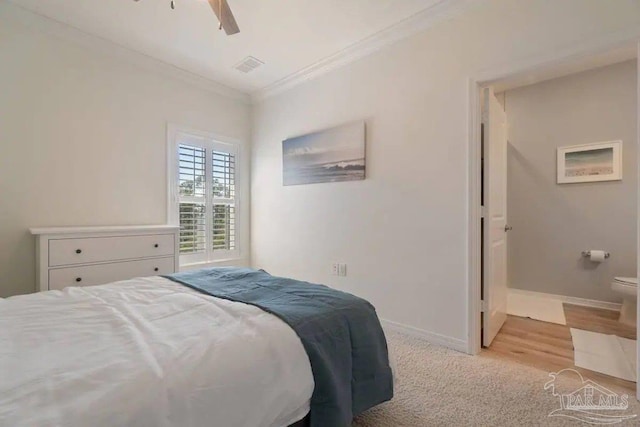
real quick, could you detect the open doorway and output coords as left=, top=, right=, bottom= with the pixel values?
left=471, top=44, right=639, bottom=396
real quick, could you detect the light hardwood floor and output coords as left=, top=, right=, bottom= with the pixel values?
left=482, top=303, right=636, bottom=393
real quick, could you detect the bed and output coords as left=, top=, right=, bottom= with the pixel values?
left=0, top=268, right=393, bottom=427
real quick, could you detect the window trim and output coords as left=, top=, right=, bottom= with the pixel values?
left=167, top=123, right=242, bottom=267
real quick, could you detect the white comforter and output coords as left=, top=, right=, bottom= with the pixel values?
left=0, top=277, right=314, bottom=427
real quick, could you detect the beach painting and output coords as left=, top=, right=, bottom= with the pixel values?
left=283, top=121, right=365, bottom=186
left=557, top=140, right=622, bottom=184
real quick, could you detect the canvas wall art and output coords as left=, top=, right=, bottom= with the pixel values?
left=557, top=140, right=622, bottom=184
left=282, top=121, right=365, bottom=186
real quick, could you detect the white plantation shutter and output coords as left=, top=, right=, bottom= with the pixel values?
left=212, top=204, right=235, bottom=250
left=178, top=145, right=206, bottom=255
left=212, top=150, right=236, bottom=252
left=169, top=128, right=240, bottom=265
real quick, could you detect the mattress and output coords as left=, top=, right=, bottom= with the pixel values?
left=0, top=276, right=314, bottom=427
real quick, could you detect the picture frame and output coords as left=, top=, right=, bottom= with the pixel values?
left=556, top=140, right=622, bottom=184
left=282, top=121, right=366, bottom=186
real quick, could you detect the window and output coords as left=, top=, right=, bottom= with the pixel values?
left=168, top=127, right=240, bottom=265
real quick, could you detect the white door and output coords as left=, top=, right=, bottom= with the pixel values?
left=482, top=87, right=509, bottom=347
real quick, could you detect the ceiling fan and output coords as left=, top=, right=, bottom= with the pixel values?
left=134, top=0, right=240, bottom=35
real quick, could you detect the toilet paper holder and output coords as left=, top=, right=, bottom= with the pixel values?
left=581, top=250, right=610, bottom=259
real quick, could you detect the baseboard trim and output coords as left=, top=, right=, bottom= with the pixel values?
left=509, top=288, right=622, bottom=312
left=380, top=319, right=468, bottom=354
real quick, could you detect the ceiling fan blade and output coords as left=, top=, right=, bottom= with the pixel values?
left=207, top=0, right=240, bottom=35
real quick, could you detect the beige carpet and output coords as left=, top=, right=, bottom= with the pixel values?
left=352, top=330, right=640, bottom=426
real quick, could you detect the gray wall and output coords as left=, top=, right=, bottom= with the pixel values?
left=505, top=60, right=637, bottom=303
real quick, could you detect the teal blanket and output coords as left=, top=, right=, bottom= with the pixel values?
left=164, top=267, right=393, bottom=427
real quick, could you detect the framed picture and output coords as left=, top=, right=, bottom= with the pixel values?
left=557, top=140, right=622, bottom=184
left=282, top=121, right=365, bottom=186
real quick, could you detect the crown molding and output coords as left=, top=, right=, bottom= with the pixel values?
left=0, top=0, right=251, bottom=104
left=251, top=0, right=477, bottom=103
left=2, top=0, right=477, bottom=105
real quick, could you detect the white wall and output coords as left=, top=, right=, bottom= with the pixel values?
left=251, top=0, right=640, bottom=347
left=0, top=7, right=251, bottom=297
left=505, top=61, right=637, bottom=302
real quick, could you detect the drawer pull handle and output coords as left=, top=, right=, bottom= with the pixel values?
left=154, top=267, right=159, bottom=272
left=75, top=277, right=82, bottom=282
left=75, top=249, right=82, bottom=254
left=154, top=244, right=159, bottom=248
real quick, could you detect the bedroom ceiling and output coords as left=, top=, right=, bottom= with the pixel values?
left=6, top=0, right=451, bottom=96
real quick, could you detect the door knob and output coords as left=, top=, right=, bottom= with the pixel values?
left=504, top=225, right=513, bottom=232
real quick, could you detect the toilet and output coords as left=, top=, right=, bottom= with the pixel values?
left=611, top=277, right=637, bottom=326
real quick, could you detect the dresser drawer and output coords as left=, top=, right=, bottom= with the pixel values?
left=48, top=256, right=175, bottom=291
left=49, top=234, right=175, bottom=267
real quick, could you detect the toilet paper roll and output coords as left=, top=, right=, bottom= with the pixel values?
left=589, top=250, right=607, bottom=262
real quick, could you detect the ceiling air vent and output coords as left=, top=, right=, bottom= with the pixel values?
left=234, top=56, right=264, bottom=73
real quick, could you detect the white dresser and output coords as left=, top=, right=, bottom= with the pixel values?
left=30, top=226, right=180, bottom=292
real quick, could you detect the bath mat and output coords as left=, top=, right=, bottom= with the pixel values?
left=570, top=328, right=637, bottom=382
left=507, top=290, right=567, bottom=325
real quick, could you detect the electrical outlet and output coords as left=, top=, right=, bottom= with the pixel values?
left=331, top=263, right=339, bottom=276
left=338, top=264, right=347, bottom=277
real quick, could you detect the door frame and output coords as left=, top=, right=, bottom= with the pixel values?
left=466, top=38, right=640, bottom=363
